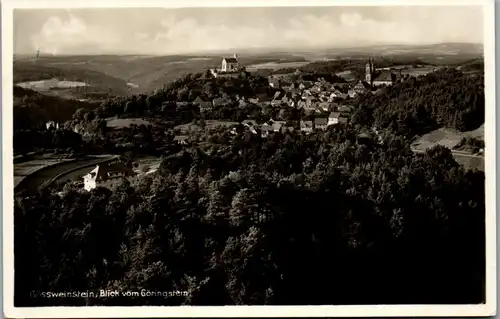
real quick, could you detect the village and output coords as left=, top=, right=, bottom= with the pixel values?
left=37, top=53, right=462, bottom=192
left=172, top=54, right=415, bottom=143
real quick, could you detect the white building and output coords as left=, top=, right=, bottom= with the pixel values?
left=46, top=121, right=59, bottom=130
left=83, top=162, right=136, bottom=191
left=221, top=53, right=239, bottom=72
left=328, top=112, right=341, bottom=126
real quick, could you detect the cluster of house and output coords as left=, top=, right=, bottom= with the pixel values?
left=187, top=77, right=354, bottom=117
left=240, top=104, right=352, bottom=137
left=268, top=76, right=352, bottom=107
left=268, top=58, right=403, bottom=100
left=172, top=103, right=353, bottom=143
left=187, top=58, right=404, bottom=119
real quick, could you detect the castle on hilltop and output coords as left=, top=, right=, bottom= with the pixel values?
left=221, top=53, right=239, bottom=72
left=210, top=53, right=243, bottom=78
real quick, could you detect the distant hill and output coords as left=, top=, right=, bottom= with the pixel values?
left=13, top=53, right=307, bottom=95
left=13, top=86, right=99, bottom=130
left=13, top=43, right=482, bottom=100
left=337, top=42, right=482, bottom=54
left=301, top=42, right=483, bottom=65
left=458, top=57, right=484, bottom=73
left=13, top=60, right=135, bottom=102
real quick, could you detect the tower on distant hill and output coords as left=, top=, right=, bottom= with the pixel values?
left=36, top=48, right=40, bottom=60
left=365, top=58, right=374, bottom=85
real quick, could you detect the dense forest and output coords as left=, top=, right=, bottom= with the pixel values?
left=15, top=124, right=485, bottom=306
left=13, top=62, right=486, bottom=306
left=350, top=69, right=484, bottom=137
left=13, top=86, right=100, bottom=131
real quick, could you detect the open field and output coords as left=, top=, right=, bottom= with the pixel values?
left=175, top=120, right=239, bottom=134
left=14, top=156, right=75, bottom=188
left=246, top=61, right=310, bottom=71
left=106, top=117, right=152, bottom=129
left=453, top=154, right=485, bottom=171
left=412, top=128, right=465, bottom=151
left=411, top=125, right=484, bottom=152
left=17, top=79, right=88, bottom=90
left=402, top=67, right=440, bottom=77
left=15, top=155, right=117, bottom=193
left=411, top=125, right=485, bottom=171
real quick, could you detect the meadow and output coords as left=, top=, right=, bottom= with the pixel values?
left=411, top=125, right=485, bottom=152
left=174, top=120, right=239, bottom=134
left=105, top=117, right=152, bottom=129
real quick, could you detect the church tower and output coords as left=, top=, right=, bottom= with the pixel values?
left=365, top=58, right=374, bottom=85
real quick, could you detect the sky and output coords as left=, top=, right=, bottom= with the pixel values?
left=13, top=6, right=484, bottom=55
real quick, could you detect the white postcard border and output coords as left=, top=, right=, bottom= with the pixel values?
left=2, top=0, right=496, bottom=317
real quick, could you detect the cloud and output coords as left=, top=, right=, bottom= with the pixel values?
left=147, top=7, right=482, bottom=54
left=18, top=6, right=483, bottom=55
left=31, top=12, right=122, bottom=54
left=134, top=32, right=150, bottom=40
left=340, top=12, right=363, bottom=27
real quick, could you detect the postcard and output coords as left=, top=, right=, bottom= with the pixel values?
left=2, top=0, right=496, bottom=317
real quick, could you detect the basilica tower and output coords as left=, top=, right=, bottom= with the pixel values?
left=365, top=58, right=374, bottom=85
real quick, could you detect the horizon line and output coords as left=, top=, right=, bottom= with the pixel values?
left=13, top=41, right=484, bottom=57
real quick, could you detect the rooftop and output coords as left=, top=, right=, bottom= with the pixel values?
left=338, top=106, right=353, bottom=113
left=329, top=112, right=341, bottom=119
left=84, top=162, right=135, bottom=182
left=355, top=81, right=372, bottom=89
left=223, top=57, right=238, bottom=63
left=374, top=70, right=394, bottom=82
left=338, top=117, right=348, bottom=123
left=173, top=135, right=189, bottom=141
left=300, top=120, right=313, bottom=128
left=315, top=118, right=328, bottom=125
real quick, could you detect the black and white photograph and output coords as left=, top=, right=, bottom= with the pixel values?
left=3, top=0, right=496, bottom=317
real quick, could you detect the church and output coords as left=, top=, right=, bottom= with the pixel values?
left=348, top=58, right=401, bottom=97
left=364, top=58, right=400, bottom=87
